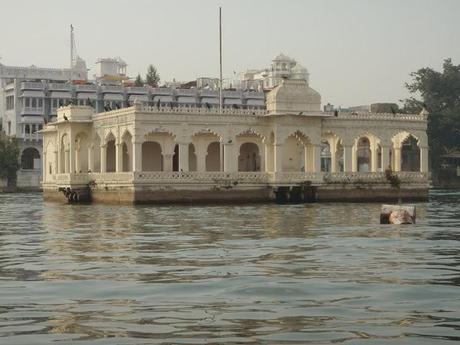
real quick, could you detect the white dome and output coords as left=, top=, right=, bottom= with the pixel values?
left=291, top=63, right=308, bottom=74
left=273, top=53, right=294, bottom=62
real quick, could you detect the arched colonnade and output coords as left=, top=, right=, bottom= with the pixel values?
left=47, top=128, right=429, bottom=175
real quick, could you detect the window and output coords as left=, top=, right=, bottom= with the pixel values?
left=6, top=95, right=14, bottom=110
left=21, top=148, right=40, bottom=170
left=32, top=125, right=36, bottom=133
left=52, top=99, right=57, bottom=108
left=25, top=98, right=30, bottom=107
left=7, top=121, right=11, bottom=135
left=25, top=124, right=30, bottom=134
left=31, top=98, right=37, bottom=108
left=38, top=99, right=43, bottom=108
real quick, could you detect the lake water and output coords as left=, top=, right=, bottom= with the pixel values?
left=0, top=191, right=459, bottom=344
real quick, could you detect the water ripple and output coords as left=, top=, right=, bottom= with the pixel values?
left=0, top=190, right=459, bottom=344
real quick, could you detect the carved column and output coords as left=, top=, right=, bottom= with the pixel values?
left=88, top=146, right=94, bottom=172
left=133, top=141, right=143, bottom=172
left=274, top=143, right=283, bottom=172
left=42, top=152, right=46, bottom=182
left=178, top=142, right=190, bottom=172
left=116, top=142, right=123, bottom=172
left=420, top=146, right=429, bottom=173
left=313, top=145, right=321, bottom=173
left=54, top=150, right=59, bottom=174
left=394, top=147, right=402, bottom=172
left=370, top=143, right=378, bottom=172
left=351, top=145, right=357, bottom=172
left=69, top=138, right=75, bottom=173
left=330, top=147, right=337, bottom=173
left=220, top=143, right=224, bottom=171
left=343, top=145, right=353, bottom=172
left=64, top=149, right=70, bottom=173
left=381, top=145, right=390, bottom=171
left=265, top=142, right=274, bottom=172
left=195, top=142, right=206, bottom=172
left=100, top=144, right=107, bottom=173
left=304, top=145, right=311, bottom=172
left=75, top=146, right=80, bottom=173
left=163, top=153, right=174, bottom=171
left=223, top=143, right=235, bottom=172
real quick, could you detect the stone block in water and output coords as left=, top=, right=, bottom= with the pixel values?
left=380, top=205, right=416, bottom=224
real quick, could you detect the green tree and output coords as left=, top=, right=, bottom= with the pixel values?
left=134, top=74, right=144, bottom=87
left=145, top=65, right=160, bottom=87
left=0, top=134, right=20, bottom=187
left=402, top=58, right=460, bottom=175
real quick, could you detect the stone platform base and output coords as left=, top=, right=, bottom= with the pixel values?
left=43, top=184, right=429, bottom=204
left=317, top=186, right=429, bottom=202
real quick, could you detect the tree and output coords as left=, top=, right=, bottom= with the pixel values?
left=402, top=59, right=460, bottom=176
left=145, top=65, right=160, bottom=87
left=0, top=134, right=20, bottom=187
left=134, top=74, right=144, bottom=87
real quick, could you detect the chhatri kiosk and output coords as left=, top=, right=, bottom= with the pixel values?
left=41, top=79, right=429, bottom=203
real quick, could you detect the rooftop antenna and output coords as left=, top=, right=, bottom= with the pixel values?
left=219, top=7, right=223, bottom=114
left=70, top=24, right=74, bottom=68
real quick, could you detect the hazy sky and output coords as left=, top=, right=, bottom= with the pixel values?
left=1, top=0, right=459, bottom=107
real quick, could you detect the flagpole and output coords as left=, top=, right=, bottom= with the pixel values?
left=219, top=7, right=223, bottom=114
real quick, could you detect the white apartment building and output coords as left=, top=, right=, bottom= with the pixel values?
left=0, top=57, right=265, bottom=188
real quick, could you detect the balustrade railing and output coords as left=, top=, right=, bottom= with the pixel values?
left=323, top=171, right=429, bottom=183
left=333, top=112, right=426, bottom=121
left=52, top=171, right=429, bottom=186
left=20, top=81, right=44, bottom=90
left=139, top=105, right=266, bottom=116
left=269, top=172, right=323, bottom=183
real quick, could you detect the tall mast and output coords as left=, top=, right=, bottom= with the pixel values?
left=70, top=24, right=74, bottom=68
left=219, top=7, right=223, bottom=114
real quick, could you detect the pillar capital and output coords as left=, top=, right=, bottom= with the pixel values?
left=177, top=141, right=191, bottom=146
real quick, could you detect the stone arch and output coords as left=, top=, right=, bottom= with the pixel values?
left=283, top=131, right=312, bottom=172
left=238, top=142, right=261, bottom=171
left=142, top=141, right=163, bottom=171
left=21, top=147, right=40, bottom=170
left=401, top=135, right=420, bottom=171
left=353, top=132, right=381, bottom=172
left=143, top=131, right=177, bottom=171
left=236, top=129, right=265, bottom=172
left=206, top=142, right=221, bottom=171
left=104, top=130, right=117, bottom=145
left=106, top=132, right=116, bottom=172
left=356, top=136, right=371, bottom=172
left=391, top=131, right=422, bottom=172
left=190, top=131, right=222, bottom=172
left=321, top=131, right=343, bottom=172
left=235, top=127, right=266, bottom=141
left=190, top=128, right=224, bottom=142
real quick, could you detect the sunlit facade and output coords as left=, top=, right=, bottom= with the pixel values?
left=41, top=79, right=429, bottom=203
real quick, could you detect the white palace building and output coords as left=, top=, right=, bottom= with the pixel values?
left=41, top=77, right=430, bottom=204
